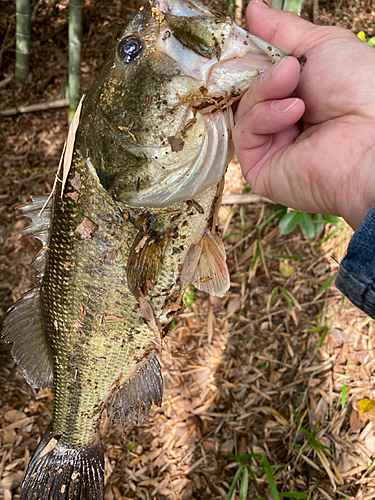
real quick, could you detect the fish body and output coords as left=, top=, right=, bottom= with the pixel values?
left=2, top=1, right=284, bottom=498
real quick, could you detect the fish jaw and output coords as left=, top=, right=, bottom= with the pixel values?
left=154, top=0, right=285, bottom=103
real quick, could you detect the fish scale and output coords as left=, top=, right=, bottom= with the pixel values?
left=1, top=0, right=285, bottom=497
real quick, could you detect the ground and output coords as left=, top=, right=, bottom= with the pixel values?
left=1, top=0, right=375, bottom=499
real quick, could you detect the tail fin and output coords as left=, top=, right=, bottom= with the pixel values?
left=20, top=428, right=104, bottom=500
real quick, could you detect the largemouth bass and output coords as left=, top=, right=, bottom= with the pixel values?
left=2, top=1, right=284, bottom=498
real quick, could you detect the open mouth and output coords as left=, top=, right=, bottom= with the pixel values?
left=154, top=7, right=285, bottom=105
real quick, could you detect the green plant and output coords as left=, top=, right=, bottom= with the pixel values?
left=279, top=210, right=339, bottom=239
left=226, top=452, right=308, bottom=500
left=183, top=285, right=195, bottom=308
left=292, top=407, right=332, bottom=459
left=269, top=286, right=295, bottom=310
left=357, top=31, right=375, bottom=46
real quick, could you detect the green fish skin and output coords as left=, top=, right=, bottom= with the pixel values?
left=1, top=1, right=284, bottom=499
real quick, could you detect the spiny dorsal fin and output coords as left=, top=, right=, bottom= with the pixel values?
left=2, top=287, right=53, bottom=389
left=191, top=229, right=230, bottom=298
left=106, top=351, right=163, bottom=429
left=17, top=195, right=53, bottom=277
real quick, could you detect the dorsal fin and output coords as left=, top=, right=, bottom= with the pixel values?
left=2, top=287, right=53, bottom=389
left=191, top=229, right=230, bottom=298
left=106, top=352, right=163, bottom=429
left=17, top=195, right=53, bottom=277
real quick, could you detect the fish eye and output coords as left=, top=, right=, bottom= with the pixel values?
left=119, top=37, right=143, bottom=64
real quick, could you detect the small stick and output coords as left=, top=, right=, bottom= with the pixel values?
left=0, top=98, right=68, bottom=116
left=221, top=193, right=273, bottom=205
left=0, top=74, right=14, bottom=90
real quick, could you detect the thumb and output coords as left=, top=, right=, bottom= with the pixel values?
left=246, top=0, right=354, bottom=56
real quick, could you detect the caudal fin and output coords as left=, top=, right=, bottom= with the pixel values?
left=20, top=428, right=104, bottom=500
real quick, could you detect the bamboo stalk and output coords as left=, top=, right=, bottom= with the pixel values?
left=68, top=0, right=82, bottom=120
left=15, top=0, right=31, bottom=85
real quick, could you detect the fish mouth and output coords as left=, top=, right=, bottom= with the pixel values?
left=153, top=0, right=285, bottom=107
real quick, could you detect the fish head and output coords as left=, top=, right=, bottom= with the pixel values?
left=81, top=0, right=285, bottom=208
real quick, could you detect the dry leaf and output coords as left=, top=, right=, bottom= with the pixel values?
left=61, top=95, right=84, bottom=199
left=75, top=217, right=98, bottom=240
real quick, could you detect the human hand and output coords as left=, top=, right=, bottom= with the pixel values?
left=233, top=0, right=375, bottom=230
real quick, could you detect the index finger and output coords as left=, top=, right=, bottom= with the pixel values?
left=246, top=0, right=355, bottom=57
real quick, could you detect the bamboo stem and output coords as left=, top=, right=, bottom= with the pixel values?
left=68, top=0, right=82, bottom=120
left=15, top=0, right=31, bottom=85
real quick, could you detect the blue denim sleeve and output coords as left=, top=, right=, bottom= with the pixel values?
left=335, top=205, right=375, bottom=319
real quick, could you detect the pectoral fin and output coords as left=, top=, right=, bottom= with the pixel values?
left=191, top=229, right=230, bottom=298
left=127, top=228, right=169, bottom=298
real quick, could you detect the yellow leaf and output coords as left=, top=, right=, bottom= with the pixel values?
left=357, top=31, right=365, bottom=40
left=279, top=261, right=295, bottom=278
left=357, top=398, right=375, bottom=413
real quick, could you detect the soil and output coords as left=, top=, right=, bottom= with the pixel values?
left=1, top=0, right=375, bottom=499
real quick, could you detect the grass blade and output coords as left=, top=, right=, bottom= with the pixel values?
left=261, top=456, right=280, bottom=500
left=280, top=493, right=308, bottom=498
left=226, top=465, right=244, bottom=500
left=240, top=466, right=249, bottom=500
left=315, top=273, right=337, bottom=298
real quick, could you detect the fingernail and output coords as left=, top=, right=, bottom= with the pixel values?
left=271, top=98, right=299, bottom=112
left=255, top=0, right=269, bottom=7
left=261, top=57, right=285, bottom=83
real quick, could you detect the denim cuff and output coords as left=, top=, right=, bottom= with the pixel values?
left=335, top=205, right=375, bottom=319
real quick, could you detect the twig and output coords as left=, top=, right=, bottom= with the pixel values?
left=0, top=98, right=68, bottom=116
left=221, top=193, right=273, bottom=205
left=0, top=74, right=14, bottom=89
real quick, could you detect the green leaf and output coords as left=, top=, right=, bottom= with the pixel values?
left=367, top=37, right=375, bottom=46
left=127, top=443, right=134, bottom=451
left=223, top=232, right=242, bottom=240
left=357, top=30, right=365, bottom=40
left=315, top=272, right=337, bottom=298
left=269, top=287, right=278, bottom=308
left=316, top=225, right=342, bottom=246
left=251, top=240, right=261, bottom=271
left=240, top=466, right=249, bottom=500
left=261, top=456, right=280, bottom=500
left=313, top=214, right=325, bottom=234
left=315, top=328, right=328, bottom=349
left=279, top=287, right=294, bottom=309
left=279, top=211, right=300, bottom=235
left=299, top=212, right=316, bottom=239
left=341, top=383, right=347, bottom=410
left=323, top=214, right=339, bottom=224
left=280, top=493, right=308, bottom=499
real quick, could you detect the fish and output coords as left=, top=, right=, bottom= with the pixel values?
left=1, top=1, right=284, bottom=498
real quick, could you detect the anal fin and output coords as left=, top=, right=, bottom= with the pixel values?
left=106, top=351, right=163, bottom=429
left=1, top=287, right=53, bottom=389
left=191, top=229, right=230, bottom=298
